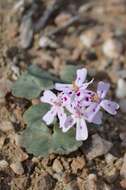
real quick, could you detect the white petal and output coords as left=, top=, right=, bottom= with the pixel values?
left=58, top=107, right=67, bottom=128
left=40, top=90, right=57, bottom=105
left=42, top=107, right=56, bottom=125
left=62, top=116, right=76, bottom=132
left=76, top=119, right=88, bottom=141
left=75, top=68, right=87, bottom=87
left=97, top=81, right=110, bottom=99
left=55, top=83, right=72, bottom=93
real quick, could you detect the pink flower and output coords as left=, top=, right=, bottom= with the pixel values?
left=63, top=100, right=103, bottom=141
left=63, top=105, right=89, bottom=141
left=40, top=90, right=66, bottom=128
left=86, top=81, right=119, bottom=122
left=55, top=68, right=93, bottom=101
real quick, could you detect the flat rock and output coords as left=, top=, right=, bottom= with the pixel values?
left=116, top=78, right=126, bottom=98
left=33, top=172, right=56, bottom=190
left=20, top=15, right=33, bottom=49
left=10, top=161, right=24, bottom=175
left=71, top=156, right=86, bottom=174
left=85, top=134, right=113, bottom=160
left=52, top=159, right=63, bottom=173
left=0, top=160, right=9, bottom=170
left=85, top=174, right=97, bottom=190
left=120, top=153, right=126, bottom=178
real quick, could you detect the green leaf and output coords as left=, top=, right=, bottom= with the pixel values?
left=60, top=65, right=81, bottom=83
left=20, top=104, right=82, bottom=156
left=52, top=127, right=82, bottom=154
left=23, top=104, right=50, bottom=126
left=12, top=65, right=60, bottom=100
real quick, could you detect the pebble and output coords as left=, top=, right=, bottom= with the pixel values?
left=0, top=134, right=6, bottom=149
left=39, top=36, right=58, bottom=48
left=86, top=134, right=113, bottom=160
left=55, top=12, right=72, bottom=27
left=104, top=165, right=118, bottom=183
left=116, top=78, right=126, bottom=98
left=85, top=174, right=97, bottom=190
left=120, top=153, right=126, bottom=178
left=0, top=120, right=14, bottom=132
left=0, top=160, right=9, bottom=170
left=80, top=30, right=98, bottom=48
left=65, top=180, right=80, bottom=190
left=102, top=38, right=123, bottom=59
left=10, top=161, right=24, bottom=175
left=20, top=15, right=33, bottom=49
left=105, top=153, right=117, bottom=165
left=0, top=79, right=12, bottom=98
left=120, top=178, right=126, bottom=189
left=33, top=172, right=56, bottom=190
left=119, top=99, right=126, bottom=112
left=52, top=159, right=63, bottom=173
left=71, top=156, right=86, bottom=174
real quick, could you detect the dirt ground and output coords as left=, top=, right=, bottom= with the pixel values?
left=0, top=0, right=126, bottom=189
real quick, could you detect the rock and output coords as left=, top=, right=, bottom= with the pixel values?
left=105, top=153, right=117, bottom=165
left=11, top=176, right=28, bottom=190
left=10, top=161, right=24, bottom=175
left=120, top=153, right=126, bottom=178
left=55, top=12, right=72, bottom=27
left=0, top=160, right=9, bottom=170
left=71, top=156, right=86, bottom=174
left=104, top=165, right=118, bottom=183
left=116, top=78, right=126, bottom=98
left=0, top=120, right=14, bottom=132
left=39, top=36, right=58, bottom=48
left=65, top=180, right=80, bottom=190
left=80, top=30, right=98, bottom=48
left=0, top=133, right=6, bottom=149
left=85, top=134, right=113, bottom=160
left=85, top=174, right=97, bottom=190
left=102, top=38, right=123, bottom=59
left=52, top=159, right=63, bottom=173
left=20, top=15, right=33, bottom=49
left=119, top=99, right=126, bottom=112
left=0, top=79, right=12, bottom=98
left=33, top=173, right=56, bottom=190
left=120, top=178, right=126, bottom=189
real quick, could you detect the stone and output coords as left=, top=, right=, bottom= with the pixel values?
left=116, top=78, right=126, bottom=98
left=52, top=159, right=63, bottom=173
left=0, top=79, right=12, bottom=98
left=119, top=99, right=126, bottom=113
left=105, top=153, right=117, bottom=165
left=85, top=174, right=97, bottom=190
left=120, top=178, right=126, bottom=189
left=71, top=156, right=86, bottom=174
left=86, top=134, right=113, bottom=160
left=10, top=161, right=24, bottom=175
left=0, top=134, right=6, bottom=149
left=20, top=15, right=33, bottom=49
left=120, top=153, right=126, bottom=178
left=0, top=160, right=8, bottom=170
left=0, top=120, right=13, bottom=132
left=33, top=172, right=56, bottom=190
left=39, top=36, right=58, bottom=48
left=103, top=165, right=118, bottom=183
left=80, top=30, right=98, bottom=48
left=55, top=12, right=72, bottom=27
left=102, top=38, right=123, bottom=59
left=65, top=180, right=80, bottom=190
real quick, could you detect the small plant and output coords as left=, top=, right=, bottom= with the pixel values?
left=12, top=64, right=119, bottom=156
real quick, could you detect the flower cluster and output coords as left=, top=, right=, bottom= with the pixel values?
left=40, top=68, right=119, bottom=141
